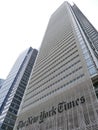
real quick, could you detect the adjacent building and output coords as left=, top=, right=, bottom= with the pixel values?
left=0, top=79, right=5, bottom=89
left=14, top=2, right=98, bottom=130
left=0, top=47, right=38, bottom=130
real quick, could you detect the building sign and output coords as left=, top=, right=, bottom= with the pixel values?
left=17, top=96, right=85, bottom=129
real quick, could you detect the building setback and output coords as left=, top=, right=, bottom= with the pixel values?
left=0, top=47, right=38, bottom=130
left=14, top=2, right=98, bottom=130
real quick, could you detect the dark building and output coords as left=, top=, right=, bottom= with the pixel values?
left=14, top=2, right=98, bottom=130
left=0, top=47, right=38, bottom=130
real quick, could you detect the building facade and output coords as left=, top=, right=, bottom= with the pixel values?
left=0, top=79, right=5, bottom=89
left=14, top=2, right=98, bottom=130
left=0, top=47, right=38, bottom=130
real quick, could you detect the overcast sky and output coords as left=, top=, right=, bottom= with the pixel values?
left=0, top=0, right=98, bottom=79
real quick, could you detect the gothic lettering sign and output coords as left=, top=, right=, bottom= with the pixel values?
left=17, top=96, right=85, bottom=129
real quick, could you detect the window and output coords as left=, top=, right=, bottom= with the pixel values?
left=9, top=108, right=17, bottom=114
left=84, top=52, right=90, bottom=59
left=93, top=82, right=98, bottom=98
left=89, top=66, right=97, bottom=76
left=86, top=59, right=93, bottom=67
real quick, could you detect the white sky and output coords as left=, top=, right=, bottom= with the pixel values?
left=0, top=0, right=98, bottom=79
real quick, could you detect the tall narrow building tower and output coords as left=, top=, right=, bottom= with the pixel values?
left=14, top=2, right=98, bottom=130
left=0, top=47, right=38, bottom=130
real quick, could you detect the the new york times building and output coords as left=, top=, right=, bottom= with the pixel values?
left=14, top=2, right=98, bottom=130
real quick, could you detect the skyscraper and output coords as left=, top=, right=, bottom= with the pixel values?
left=14, top=2, right=98, bottom=130
left=0, top=79, right=5, bottom=89
left=0, top=47, right=38, bottom=130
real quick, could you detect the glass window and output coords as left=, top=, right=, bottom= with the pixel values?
left=80, top=41, right=84, bottom=45
left=86, top=59, right=93, bottom=67
left=0, top=113, right=6, bottom=119
left=83, top=48, right=88, bottom=54
left=81, top=43, right=86, bottom=49
left=94, top=82, right=98, bottom=89
left=95, top=90, right=98, bottom=99
left=84, top=52, right=90, bottom=59
left=89, top=66, right=97, bottom=75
